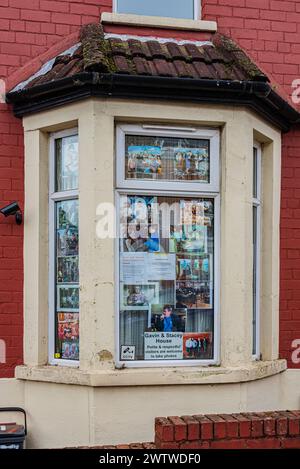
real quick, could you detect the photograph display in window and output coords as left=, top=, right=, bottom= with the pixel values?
left=121, top=283, right=159, bottom=309
left=119, top=195, right=214, bottom=361
left=183, top=332, right=212, bottom=359
left=120, top=196, right=160, bottom=253
left=127, top=145, right=162, bottom=177
left=57, top=256, right=79, bottom=283
left=125, top=135, right=210, bottom=182
left=150, top=305, right=186, bottom=333
left=57, top=313, right=79, bottom=361
left=61, top=341, right=79, bottom=360
left=176, top=281, right=212, bottom=309
left=57, top=285, right=79, bottom=312
left=55, top=197, right=79, bottom=360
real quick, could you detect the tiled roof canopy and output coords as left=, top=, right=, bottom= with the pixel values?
left=21, top=24, right=268, bottom=89
left=7, top=24, right=300, bottom=130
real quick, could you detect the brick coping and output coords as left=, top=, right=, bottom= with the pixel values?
left=71, top=411, right=300, bottom=449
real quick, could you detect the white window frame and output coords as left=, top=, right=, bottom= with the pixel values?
left=115, top=124, right=220, bottom=368
left=252, top=142, right=261, bottom=360
left=113, top=0, right=201, bottom=21
left=116, top=124, right=220, bottom=193
left=48, top=128, right=79, bottom=367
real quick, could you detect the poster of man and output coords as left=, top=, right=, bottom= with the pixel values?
left=152, top=305, right=185, bottom=333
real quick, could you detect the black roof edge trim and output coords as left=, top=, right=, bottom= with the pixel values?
left=7, top=73, right=300, bottom=132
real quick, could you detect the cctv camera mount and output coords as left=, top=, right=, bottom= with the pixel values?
left=15, top=211, right=22, bottom=225
left=0, top=202, right=23, bottom=225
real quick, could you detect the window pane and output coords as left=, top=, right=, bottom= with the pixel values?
left=119, top=195, right=214, bottom=362
left=253, top=147, right=258, bottom=199
left=55, top=199, right=79, bottom=360
left=252, top=205, right=257, bottom=356
left=55, top=135, right=79, bottom=192
left=125, top=135, right=210, bottom=183
left=117, top=0, right=195, bottom=19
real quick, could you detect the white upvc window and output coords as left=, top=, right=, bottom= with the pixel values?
left=252, top=142, right=261, bottom=360
left=49, top=128, right=79, bottom=366
left=114, top=0, right=200, bottom=20
left=116, top=124, right=220, bottom=367
left=116, top=125, right=220, bottom=192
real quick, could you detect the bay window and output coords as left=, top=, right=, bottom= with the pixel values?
left=114, top=0, right=199, bottom=20
left=49, top=129, right=79, bottom=365
left=116, top=125, right=220, bottom=366
left=18, top=97, right=282, bottom=384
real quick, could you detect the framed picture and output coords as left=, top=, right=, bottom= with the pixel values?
left=57, top=228, right=79, bottom=257
left=150, top=305, right=187, bottom=333
left=127, top=145, right=162, bottom=178
left=57, top=256, right=79, bottom=283
left=120, top=195, right=160, bottom=253
left=177, top=258, right=192, bottom=280
left=57, top=312, right=79, bottom=341
left=183, top=332, right=212, bottom=359
left=61, top=341, right=79, bottom=360
left=169, top=225, right=207, bottom=254
left=57, top=285, right=79, bottom=312
left=176, top=281, right=212, bottom=309
left=121, top=283, right=159, bottom=309
left=176, top=256, right=210, bottom=281
left=174, top=147, right=209, bottom=181
left=180, top=199, right=213, bottom=228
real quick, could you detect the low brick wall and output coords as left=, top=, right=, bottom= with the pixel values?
left=155, top=411, right=300, bottom=449
left=73, top=411, right=300, bottom=449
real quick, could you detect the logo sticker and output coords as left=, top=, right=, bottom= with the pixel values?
left=121, top=345, right=135, bottom=361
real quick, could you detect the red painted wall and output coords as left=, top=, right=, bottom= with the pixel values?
left=0, top=0, right=300, bottom=377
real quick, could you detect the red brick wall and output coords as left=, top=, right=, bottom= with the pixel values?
left=1, top=1, right=300, bottom=377
left=280, top=127, right=300, bottom=368
left=69, top=411, right=300, bottom=448
left=202, top=0, right=300, bottom=100
left=0, top=1, right=112, bottom=379
left=202, top=0, right=300, bottom=367
left=155, top=411, right=300, bottom=449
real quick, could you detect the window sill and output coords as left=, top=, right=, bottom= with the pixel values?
left=101, top=13, right=218, bottom=33
left=15, top=360, right=287, bottom=387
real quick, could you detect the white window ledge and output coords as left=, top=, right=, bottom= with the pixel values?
left=15, top=360, right=286, bottom=387
left=101, top=12, right=217, bottom=33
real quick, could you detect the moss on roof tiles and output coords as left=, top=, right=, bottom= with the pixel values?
left=212, top=33, right=267, bottom=81
left=17, top=23, right=270, bottom=92
left=80, top=23, right=117, bottom=73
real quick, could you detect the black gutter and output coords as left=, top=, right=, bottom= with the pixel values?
left=7, top=73, right=300, bottom=132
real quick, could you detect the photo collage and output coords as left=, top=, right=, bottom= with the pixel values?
left=55, top=199, right=79, bottom=361
left=119, top=195, right=214, bottom=361
left=120, top=195, right=160, bottom=253
left=125, top=135, right=210, bottom=182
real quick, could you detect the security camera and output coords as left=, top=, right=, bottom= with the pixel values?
left=0, top=202, right=20, bottom=217
left=0, top=202, right=22, bottom=225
